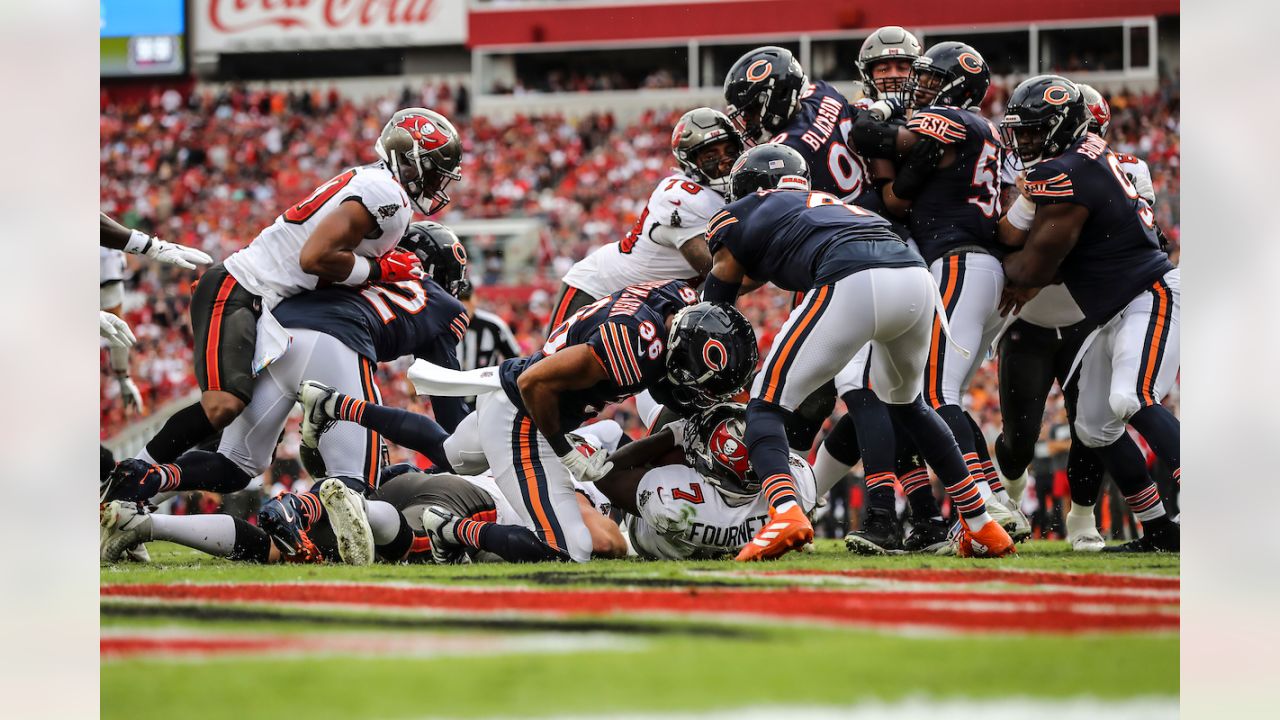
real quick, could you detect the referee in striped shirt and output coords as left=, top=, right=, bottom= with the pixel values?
left=456, top=281, right=522, bottom=371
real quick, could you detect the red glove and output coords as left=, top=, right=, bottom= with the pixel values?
left=369, top=250, right=424, bottom=283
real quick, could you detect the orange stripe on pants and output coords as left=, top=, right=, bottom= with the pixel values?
left=1140, top=282, right=1170, bottom=405
left=518, top=417, right=561, bottom=551
left=204, top=275, right=238, bottom=391
left=926, top=256, right=960, bottom=408
left=360, top=358, right=381, bottom=489
left=762, top=285, right=831, bottom=404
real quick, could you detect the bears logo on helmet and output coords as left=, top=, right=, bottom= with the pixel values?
left=1043, top=85, right=1073, bottom=105
left=702, top=339, right=727, bottom=371
left=958, top=53, right=984, bottom=74
left=745, top=60, right=772, bottom=82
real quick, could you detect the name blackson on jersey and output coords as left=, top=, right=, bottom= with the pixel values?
left=628, top=453, right=818, bottom=560
left=561, top=172, right=725, bottom=298
left=223, top=162, right=412, bottom=308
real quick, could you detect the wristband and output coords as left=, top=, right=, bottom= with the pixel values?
left=1006, top=195, right=1036, bottom=231
left=340, top=256, right=371, bottom=286
left=123, top=229, right=152, bottom=255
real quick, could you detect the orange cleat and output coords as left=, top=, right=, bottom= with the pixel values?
left=735, top=504, right=814, bottom=562
left=957, top=518, right=1016, bottom=558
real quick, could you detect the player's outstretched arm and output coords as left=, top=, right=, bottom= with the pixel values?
left=674, top=233, right=714, bottom=276
left=101, top=212, right=212, bottom=269
left=701, top=248, right=748, bottom=303
left=1003, top=202, right=1088, bottom=289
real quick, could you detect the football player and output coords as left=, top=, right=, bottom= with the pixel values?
left=1000, top=76, right=1179, bottom=552
left=101, top=222, right=472, bottom=564
left=854, top=26, right=923, bottom=107
left=724, top=46, right=867, bottom=203
left=99, top=212, right=213, bottom=269
left=992, top=82, right=1163, bottom=552
left=854, top=43, right=1030, bottom=542
left=547, top=108, right=743, bottom=332
left=301, top=283, right=758, bottom=563
left=126, top=108, right=461, bottom=472
left=593, top=403, right=822, bottom=560
left=701, top=143, right=1015, bottom=561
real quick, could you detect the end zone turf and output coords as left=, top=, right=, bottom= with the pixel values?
left=101, top=541, right=1177, bottom=720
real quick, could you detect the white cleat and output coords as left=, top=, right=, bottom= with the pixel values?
left=318, top=478, right=375, bottom=566
left=101, top=501, right=153, bottom=564
left=421, top=506, right=470, bottom=565
left=1066, top=506, right=1106, bottom=552
left=297, top=380, right=339, bottom=451
left=986, top=499, right=1031, bottom=543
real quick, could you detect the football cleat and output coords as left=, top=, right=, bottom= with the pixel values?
left=317, top=478, right=374, bottom=566
left=957, top=518, right=1016, bottom=558
left=735, top=504, right=813, bottom=562
left=100, top=501, right=153, bottom=564
left=903, top=517, right=951, bottom=553
left=420, top=506, right=469, bottom=565
left=258, top=494, right=322, bottom=563
left=986, top=497, right=1031, bottom=543
left=1104, top=521, right=1180, bottom=553
left=844, top=507, right=905, bottom=556
left=1066, top=507, right=1106, bottom=553
left=297, top=380, right=340, bottom=451
left=100, top=458, right=163, bottom=503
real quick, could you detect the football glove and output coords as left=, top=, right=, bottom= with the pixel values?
left=99, top=311, right=136, bottom=349
left=558, top=446, right=614, bottom=484
left=369, top=250, right=425, bottom=283
left=117, top=374, right=144, bottom=413
left=139, top=237, right=214, bottom=270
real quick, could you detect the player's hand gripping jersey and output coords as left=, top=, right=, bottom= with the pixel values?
left=561, top=174, right=725, bottom=298
left=628, top=453, right=817, bottom=560
left=771, top=80, right=867, bottom=203
left=904, top=106, right=1005, bottom=264
left=499, top=280, right=699, bottom=429
left=223, top=163, right=413, bottom=307
left=706, top=190, right=923, bottom=292
left=1024, top=133, right=1173, bottom=323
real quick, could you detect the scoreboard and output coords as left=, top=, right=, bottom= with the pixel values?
left=100, top=0, right=186, bottom=77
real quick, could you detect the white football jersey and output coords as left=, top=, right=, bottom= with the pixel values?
left=561, top=173, right=725, bottom=298
left=224, top=162, right=412, bottom=308
left=627, top=453, right=818, bottom=560
left=1116, top=153, right=1156, bottom=206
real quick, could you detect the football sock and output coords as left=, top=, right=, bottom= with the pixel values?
left=150, top=514, right=258, bottom=559
left=887, top=397, right=991, bottom=526
left=844, top=389, right=898, bottom=486
left=1093, top=434, right=1167, bottom=522
left=160, top=451, right=252, bottom=494
left=455, top=518, right=567, bottom=563
left=1128, top=405, right=1180, bottom=479
left=812, top=445, right=853, bottom=497
left=745, top=399, right=799, bottom=511
left=289, top=492, right=325, bottom=531
left=366, top=500, right=403, bottom=546
left=864, top=471, right=897, bottom=512
left=142, top=402, right=217, bottom=464
left=1067, top=442, right=1106, bottom=507
left=1065, top=502, right=1099, bottom=538
left=895, top=437, right=943, bottom=520
left=375, top=513, right=415, bottom=562
left=964, top=413, right=1010, bottom=503
left=334, top=396, right=453, bottom=472
left=822, top=414, right=862, bottom=467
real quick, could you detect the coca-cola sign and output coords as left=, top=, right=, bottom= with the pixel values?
left=193, top=0, right=466, bottom=54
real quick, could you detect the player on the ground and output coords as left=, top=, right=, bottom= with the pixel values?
left=593, top=403, right=821, bottom=560
left=547, top=108, right=742, bottom=331
left=701, top=143, right=1015, bottom=561
left=101, top=221, right=472, bottom=564
left=305, top=283, right=757, bottom=563
left=117, top=108, right=460, bottom=474
left=999, top=76, right=1179, bottom=553
left=992, top=82, right=1160, bottom=552
left=852, top=42, right=1030, bottom=544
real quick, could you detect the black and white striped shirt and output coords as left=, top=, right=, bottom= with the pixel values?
left=457, top=308, right=521, bottom=370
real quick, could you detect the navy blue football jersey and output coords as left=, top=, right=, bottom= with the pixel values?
left=705, top=190, right=924, bottom=293
left=499, top=280, right=699, bottom=429
left=772, top=81, right=868, bottom=203
left=273, top=278, right=471, bottom=430
left=1025, top=133, right=1173, bottom=323
left=904, top=106, right=1005, bottom=264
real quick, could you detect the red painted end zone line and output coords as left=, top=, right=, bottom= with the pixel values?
left=102, top=582, right=1176, bottom=634
left=758, top=568, right=1180, bottom=591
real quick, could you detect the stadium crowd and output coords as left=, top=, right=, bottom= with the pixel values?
left=101, top=77, right=1180, bottom=536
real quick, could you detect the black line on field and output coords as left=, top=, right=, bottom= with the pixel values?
left=100, top=602, right=760, bottom=639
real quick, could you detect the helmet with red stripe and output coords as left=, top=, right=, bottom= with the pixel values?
left=683, top=403, right=759, bottom=501
left=375, top=108, right=462, bottom=216
left=1077, top=83, right=1112, bottom=137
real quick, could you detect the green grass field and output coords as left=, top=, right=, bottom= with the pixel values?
left=101, top=541, right=1178, bottom=719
